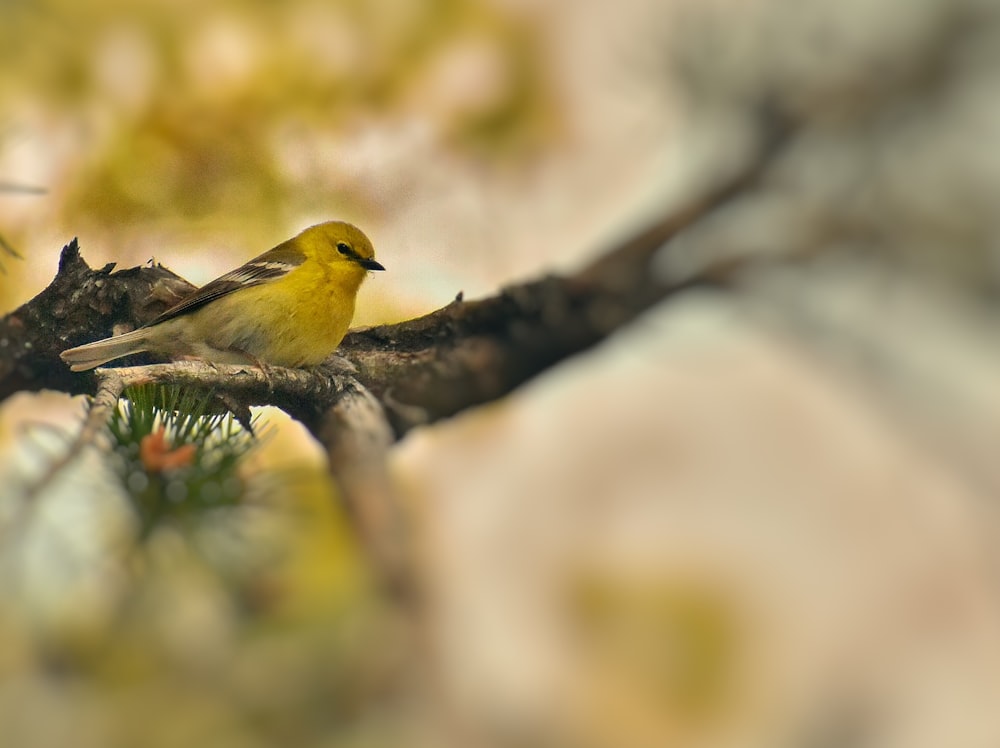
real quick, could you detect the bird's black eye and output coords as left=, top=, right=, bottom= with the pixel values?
left=336, top=242, right=352, bottom=256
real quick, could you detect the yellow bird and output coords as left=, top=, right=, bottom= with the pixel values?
left=61, top=221, right=384, bottom=372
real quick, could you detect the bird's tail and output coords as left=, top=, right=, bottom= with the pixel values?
left=60, top=328, right=153, bottom=372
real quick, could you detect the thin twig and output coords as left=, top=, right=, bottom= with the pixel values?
left=0, top=371, right=126, bottom=552
left=20, top=370, right=125, bottom=502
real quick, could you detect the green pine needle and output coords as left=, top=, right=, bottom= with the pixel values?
left=105, top=384, right=260, bottom=539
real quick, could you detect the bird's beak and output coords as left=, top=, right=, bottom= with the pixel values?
left=359, top=257, right=385, bottom=271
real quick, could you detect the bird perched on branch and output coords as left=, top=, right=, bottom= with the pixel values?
left=61, top=221, right=384, bottom=372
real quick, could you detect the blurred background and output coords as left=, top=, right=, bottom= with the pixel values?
left=3, top=0, right=1000, bottom=746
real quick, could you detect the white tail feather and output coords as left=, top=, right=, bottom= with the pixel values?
left=60, top=328, right=153, bottom=372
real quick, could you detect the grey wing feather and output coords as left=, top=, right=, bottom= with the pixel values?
left=145, top=242, right=304, bottom=326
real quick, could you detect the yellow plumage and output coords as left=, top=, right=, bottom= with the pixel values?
left=60, top=221, right=384, bottom=372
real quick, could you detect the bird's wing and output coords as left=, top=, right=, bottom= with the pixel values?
left=145, top=241, right=305, bottom=326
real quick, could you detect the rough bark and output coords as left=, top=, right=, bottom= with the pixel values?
left=0, top=241, right=193, bottom=401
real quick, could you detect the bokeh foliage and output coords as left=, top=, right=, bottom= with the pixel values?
left=1, top=384, right=410, bottom=747
left=0, top=0, right=554, bottom=238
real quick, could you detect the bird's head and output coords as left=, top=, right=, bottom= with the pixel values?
left=303, top=221, right=385, bottom=274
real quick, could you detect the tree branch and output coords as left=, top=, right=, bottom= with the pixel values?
left=0, top=240, right=194, bottom=401
left=0, top=128, right=788, bottom=591
left=0, top=128, right=785, bottom=437
left=313, top=381, right=409, bottom=593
